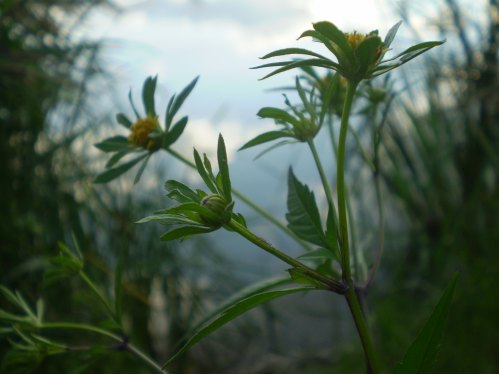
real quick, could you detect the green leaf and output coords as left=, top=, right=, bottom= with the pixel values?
left=94, top=153, right=148, bottom=184
left=192, top=275, right=292, bottom=332
left=298, top=248, right=336, bottom=261
left=114, top=249, right=124, bottom=327
left=286, top=168, right=328, bottom=247
left=239, top=131, right=293, bottom=151
left=395, top=274, right=459, bottom=374
left=165, top=180, right=201, bottom=203
left=257, top=107, right=301, bottom=128
left=356, top=36, right=382, bottom=76
left=193, top=149, right=218, bottom=194
left=256, top=59, right=340, bottom=80
left=137, top=213, right=201, bottom=226
left=133, top=153, right=151, bottom=185
left=288, top=268, right=322, bottom=287
left=94, top=136, right=130, bottom=153
left=116, top=113, right=132, bottom=129
left=384, top=21, right=402, bottom=48
left=166, top=76, right=199, bottom=129
left=162, top=286, right=314, bottom=368
left=106, top=148, right=133, bottom=168
left=319, top=73, right=337, bottom=126
left=160, top=225, right=214, bottom=241
left=261, top=48, right=331, bottom=61
left=128, top=89, right=141, bottom=119
left=298, top=30, right=347, bottom=65
left=163, top=116, right=188, bottom=148
left=217, top=134, right=232, bottom=202
left=312, top=21, right=353, bottom=62
left=325, top=206, right=339, bottom=256
left=142, top=76, right=157, bottom=117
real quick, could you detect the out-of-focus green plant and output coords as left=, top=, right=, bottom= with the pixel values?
left=1, top=17, right=464, bottom=374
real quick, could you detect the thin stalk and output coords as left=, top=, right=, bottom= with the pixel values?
left=337, top=80, right=380, bottom=373
left=345, top=288, right=380, bottom=373
left=226, top=218, right=346, bottom=293
left=166, top=147, right=313, bottom=251
left=41, top=322, right=165, bottom=373
left=307, top=138, right=338, bottom=221
left=79, top=271, right=116, bottom=322
left=337, top=80, right=358, bottom=281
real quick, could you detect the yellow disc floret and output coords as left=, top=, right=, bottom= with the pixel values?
left=128, top=116, right=161, bottom=150
left=345, top=31, right=367, bottom=50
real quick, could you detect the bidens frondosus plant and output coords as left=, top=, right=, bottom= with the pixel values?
left=1, top=21, right=459, bottom=373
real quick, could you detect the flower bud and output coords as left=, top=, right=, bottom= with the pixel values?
left=199, top=194, right=233, bottom=227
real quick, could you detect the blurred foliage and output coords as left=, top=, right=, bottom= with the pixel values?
left=367, top=0, right=499, bottom=372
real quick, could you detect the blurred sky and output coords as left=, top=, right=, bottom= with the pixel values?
left=78, top=0, right=457, bottom=264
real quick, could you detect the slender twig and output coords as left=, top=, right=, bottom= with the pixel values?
left=41, top=322, right=165, bottom=373
left=337, top=80, right=380, bottom=373
left=226, top=219, right=346, bottom=293
left=165, top=147, right=313, bottom=251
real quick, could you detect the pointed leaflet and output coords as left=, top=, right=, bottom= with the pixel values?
left=356, top=36, right=382, bottom=77
left=257, top=59, right=340, bottom=81
left=162, top=287, right=314, bottom=368
left=94, top=153, right=148, bottom=184
left=239, top=131, right=293, bottom=151
left=165, top=180, right=201, bottom=203
left=312, top=22, right=354, bottom=62
left=261, top=48, right=331, bottom=61
left=160, top=225, right=215, bottom=241
left=163, top=116, right=188, bottom=148
left=166, top=76, right=199, bottom=129
left=193, top=149, right=218, bottom=194
left=257, top=107, right=301, bottom=128
left=142, top=76, right=157, bottom=117
left=384, top=21, right=402, bottom=48
left=133, top=154, right=151, bottom=184
left=395, top=274, right=459, bottom=374
left=94, top=136, right=129, bottom=152
left=116, top=113, right=132, bottom=129
left=286, top=168, right=328, bottom=247
left=217, top=134, right=232, bottom=202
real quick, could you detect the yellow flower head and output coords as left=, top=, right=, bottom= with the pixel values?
left=128, top=116, right=160, bottom=150
left=345, top=31, right=367, bottom=50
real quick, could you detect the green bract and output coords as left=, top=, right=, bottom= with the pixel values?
left=94, top=76, right=198, bottom=184
left=253, top=21, right=444, bottom=83
left=138, top=134, right=245, bottom=240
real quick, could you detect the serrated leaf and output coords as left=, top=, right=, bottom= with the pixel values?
left=163, top=116, right=188, bottom=148
left=395, top=274, right=459, bottom=374
left=94, top=153, right=148, bottom=184
left=94, top=136, right=130, bottom=153
left=162, top=286, right=314, bottom=368
left=286, top=168, right=328, bottom=247
left=160, top=225, right=214, bottom=241
left=239, top=131, right=293, bottom=151
left=217, top=134, right=231, bottom=201
left=166, top=76, right=199, bottom=129
left=116, top=113, right=132, bottom=129
left=142, top=76, right=157, bottom=117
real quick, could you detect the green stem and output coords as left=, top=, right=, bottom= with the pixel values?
left=79, top=271, right=117, bottom=323
left=165, top=147, right=313, bottom=251
left=226, top=219, right=345, bottom=293
left=337, top=80, right=358, bottom=282
left=41, top=322, right=165, bottom=373
left=307, top=138, right=338, bottom=222
left=337, top=80, right=380, bottom=373
left=345, top=289, right=380, bottom=373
